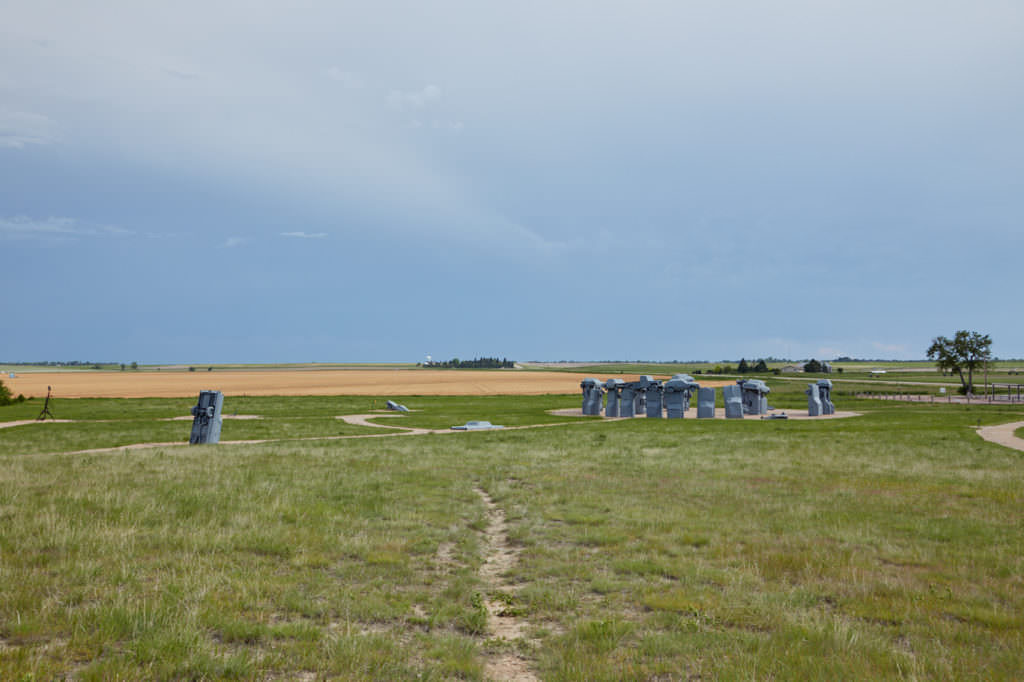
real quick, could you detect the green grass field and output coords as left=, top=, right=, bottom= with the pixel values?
left=2, top=391, right=1023, bottom=679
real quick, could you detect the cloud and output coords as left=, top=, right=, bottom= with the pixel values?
left=324, top=67, right=363, bottom=89
left=386, top=84, right=441, bottom=110
left=103, top=225, right=136, bottom=236
left=281, top=231, right=327, bottom=239
left=0, top=110, right=59, bottom=148
left=872, top=341, right=908, bottom=355
left=223, top=237, right=246, bottom=248
left=0, top=215, right=83, bottom=237
left=0, top=216, right=141, bottom=242
left=162, top=66, right=200, bottom=80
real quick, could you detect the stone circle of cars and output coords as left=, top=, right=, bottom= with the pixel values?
left=581, top=376, right=834, bottom=418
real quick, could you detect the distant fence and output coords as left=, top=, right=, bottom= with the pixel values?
left=987, top=384, right=1024, bottom=403
left=855, top=385, right=1024, bottom=404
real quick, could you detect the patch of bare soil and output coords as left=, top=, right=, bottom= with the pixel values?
left=474, top=486, right=537, bottom=682
left=976, top=421, right=1024, bottom=452
left=435, top=541, right=460, bottom=571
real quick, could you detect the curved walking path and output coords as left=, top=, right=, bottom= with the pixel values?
left=4, top=414, right=579, bottom=457
left=976, top=421, right=1024, bottom=452
left=335, top=413, right=440, bottom=435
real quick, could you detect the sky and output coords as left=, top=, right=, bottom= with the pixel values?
left=2, top=1, right=1022, bottom=364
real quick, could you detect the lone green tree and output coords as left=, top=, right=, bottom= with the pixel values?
left=927, top=330, right=992, bottom=395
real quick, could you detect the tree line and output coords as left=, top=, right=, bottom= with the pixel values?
left=424, top=357, right=515, bottom=369
left=2, top=360, right=139, bottom=369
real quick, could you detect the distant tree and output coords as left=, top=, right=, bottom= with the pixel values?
left=120, top=363, right=126, bottom=371
left=737, top=358, right=750, bottom=373
left=188, top=366, right=196, bottom=372
left=754, top=359, right=769, bottom=372
left=0, top=378, right=11, bottom=405
left=130, top=361, right=138, bottom=370
left=804, top=359, right=823, bottom=373
left=927, top=330, right=992, bottom=395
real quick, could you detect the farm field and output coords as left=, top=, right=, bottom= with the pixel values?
left=3, top=369, right=654, bottom=400
left=2, top=386, right=1024, bottom=679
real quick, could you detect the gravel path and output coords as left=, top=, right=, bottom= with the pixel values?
left=976, top=421, right=1024, bottom=452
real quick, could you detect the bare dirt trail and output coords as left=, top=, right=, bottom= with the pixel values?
left=474, top=486, right=538, bottom=682
left=0, top=419, right=75, bottom=429
left=976, top=421, right=1024, bottom=452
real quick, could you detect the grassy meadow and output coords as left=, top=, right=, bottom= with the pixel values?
left=1, top=388, right=1023, bottom=679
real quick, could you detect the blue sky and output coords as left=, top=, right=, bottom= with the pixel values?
left=2, top=1, right=1022, bottom=363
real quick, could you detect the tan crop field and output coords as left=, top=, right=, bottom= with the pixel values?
left=4, top=369, right=734, bottom=399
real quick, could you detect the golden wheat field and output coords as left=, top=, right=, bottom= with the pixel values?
left=4, top=369, right=731, bottom=399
